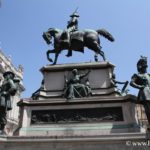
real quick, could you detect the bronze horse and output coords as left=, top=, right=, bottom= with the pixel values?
left=43, top=28, right=114, bottom=65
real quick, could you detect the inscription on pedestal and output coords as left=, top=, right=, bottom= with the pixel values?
left=31, top=107, right=123, bottom=124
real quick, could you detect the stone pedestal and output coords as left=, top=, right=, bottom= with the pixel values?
left=0, top=61, right=147, bottom=150
left=17, top=62, right=141, bottom=137
left=0, top=133, right=150, bottom=150
left=37, top=61, right=116, bottom=100
left=18, top=95, right=140, bottom=137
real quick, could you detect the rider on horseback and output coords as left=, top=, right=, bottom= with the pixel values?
left=62, top=11, right=79, bottom=57
left=67, top=11, right=79, bottom=32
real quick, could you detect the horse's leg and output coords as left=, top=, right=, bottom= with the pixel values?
left=98, top=49, right=106, bottom=61
left=92, top=42, right=106, bottom=61
left=53, top=53, right=59, bottom=65
left=53, top=49, right=61, bottom=65
left=66, top=49, right=72, bottom=57
left=46, top=49, right=56, bottom=62
left=94, top=53, right=98, bottom=62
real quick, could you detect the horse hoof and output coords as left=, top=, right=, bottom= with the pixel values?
left=66, top=54, right=72, bottom=57
left=48, top=59, right=53, bottom=62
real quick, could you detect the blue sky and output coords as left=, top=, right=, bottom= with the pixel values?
left=0, top=0, right=150, bottom=97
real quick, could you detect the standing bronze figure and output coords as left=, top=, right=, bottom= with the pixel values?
left=43, top=12, right=114, bottom=65
left=0, top=71, right=18, bottom=134
left=130, top=56, right=150, bottom=130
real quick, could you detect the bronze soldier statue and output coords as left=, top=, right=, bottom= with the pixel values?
left=0, top=71, right=18, bottom=134
left=130, top=56, right=150, bottom=131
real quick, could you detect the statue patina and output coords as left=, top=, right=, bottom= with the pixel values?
left=43, top=11, right=115, bottom=65
left=130, top=56, right=150, bottom=130
left=64, top=69, right=91, bottom=99
left=110, top=73, right=129, bottom=95
left=0, top=71, right=19, bottom=135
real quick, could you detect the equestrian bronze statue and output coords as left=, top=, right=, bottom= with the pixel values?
left=43, top=12, right=115, bottom=65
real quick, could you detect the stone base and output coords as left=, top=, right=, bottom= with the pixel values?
left=18, top=95, right=140, bottom=137
left=0, top=133, right=150, bottom=150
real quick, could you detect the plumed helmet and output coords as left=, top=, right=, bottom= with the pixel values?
left=137, top=56, right=148, bottom=71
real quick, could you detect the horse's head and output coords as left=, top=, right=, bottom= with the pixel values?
left=42, top=31, right=52, bottom=45
left=43, top=28, right=61, bottom=45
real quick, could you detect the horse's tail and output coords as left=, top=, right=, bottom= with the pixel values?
left=97, top=29, right=115, bottom=42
